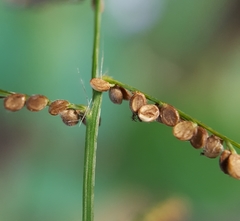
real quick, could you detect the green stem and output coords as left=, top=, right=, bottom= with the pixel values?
left=102, top=75, right=240, bottom=150
left=82, top=1, right=102, bottom=221
left=0, top=89, right=14, bottom=97
left=225, top=140, right=237, bottom=154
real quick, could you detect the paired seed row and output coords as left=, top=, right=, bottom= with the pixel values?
left=90, top=77, right=240, bottom=180
left=2, top=93, right=86, bottom=126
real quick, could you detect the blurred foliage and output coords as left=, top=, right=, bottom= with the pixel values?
left=1, top=0, right=240, bottom=221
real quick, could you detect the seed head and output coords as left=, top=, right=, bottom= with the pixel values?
left=158, top=104, right=180, bottom=126
left=129, top=92, right=147, bottom=113
left=190, top=126, right=208, bottom=149
left=4, top=93, right=26, bottom=112
left=60, top=109, right=80, bottom=126
left=201, top=135, right=223, bottom=158
left=48, top=100, right=70, bottom=116
left=26, top=94, right=49, bottom=112
left=219, top=150, right=240, bottom=179
left=90, top=78, right=111, bottom=92
left=138, top=104, right=160, bottom=122
left=173, top=121, right=198, bottom=141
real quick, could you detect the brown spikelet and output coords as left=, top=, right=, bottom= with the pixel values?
left=201, top=135, right=223, bottom=158
left=129, top=92, right=147, bottom=113
left=173, top=121, right=198, bottom=141
left=4, top=93, right=26, bottom=112
left=109, top=85, right=123, bottom=104
left=48, top=100, right=70, bottom=116
left=26, top=94, right=49, bottom=112
left=138, top=104, right=159, bottom=122
left=158, top=104, right=180, bottom=127
left=190, top=126, right=208, bottom=149
left=60, top=109, right=80, bottom=126
left=219, top=150, right=240, bottom=179
left=90, top=78, right=111, bottom=92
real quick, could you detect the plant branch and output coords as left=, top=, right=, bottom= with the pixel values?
left=82, top=1, right=102, bottom=221
left=102, top=75, right=240, bottom=150
left=0, top=89, right=87, bottom=112
left=0, top=89, right=14, bottom=97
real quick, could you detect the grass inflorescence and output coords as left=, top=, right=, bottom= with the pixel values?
left=0, top=90, right=88, bottom=126
left=90, top=76, right=240, bottom=180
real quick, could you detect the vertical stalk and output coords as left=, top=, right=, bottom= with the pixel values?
left=82, top=1, right=102, bottom=221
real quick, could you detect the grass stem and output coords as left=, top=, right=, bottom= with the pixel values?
left=82, top=1, right=102, bottom=221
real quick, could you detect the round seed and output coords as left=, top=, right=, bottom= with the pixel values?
left=190, top=126, right=208, bottom=149
left=48, top=100, right=70, bottom=116
left=26, top=94, right=49, bottom=112
left=159, top=104, right=180, bottom=127
left=201, top=135, right=223, bottom=158
left=129, top=92, right=147, bottom=113
left=138, top=104, right=160, bottom=122
left=109, top=85, right=123, bottom=104
left=219, top=150, right=231, bottom=174
left=219, top=150, right=240, bottom=179
left=90, top=78, right=111, bottom=92
left=60, top=109, right=80, bottom=126
left=173, top=121, right=197, bottom=141
left=120, top=87, right=132, bottom=100
left=4, top=93, right=26, bottom=112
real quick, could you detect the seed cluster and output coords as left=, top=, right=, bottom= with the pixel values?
left=2, top=93, right=86, bottom=126
left=1, top=79, right=239, bottom=180
left=90, top=77, right=240, bottom=180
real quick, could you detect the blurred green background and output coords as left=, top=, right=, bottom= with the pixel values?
left=1, top=0, right=240, bottom=220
